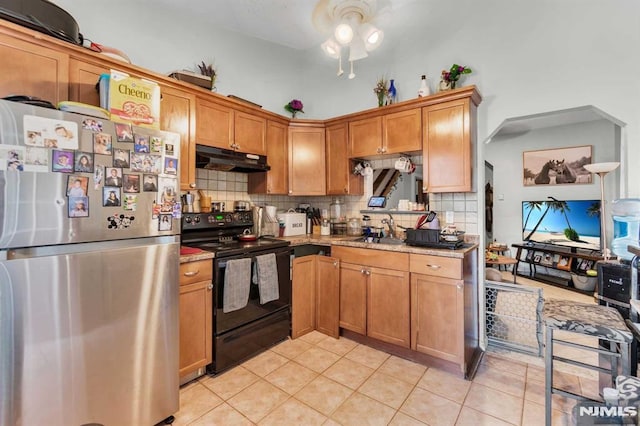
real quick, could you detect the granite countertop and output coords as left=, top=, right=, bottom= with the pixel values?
left=179, top=248, right=215, bottom=263
left=180, top=235, right=478, bottom=263
left=278, top=234, right=478, bottom=259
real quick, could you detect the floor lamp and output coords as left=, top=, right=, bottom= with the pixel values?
left=583, top=162, right=620, bottom=261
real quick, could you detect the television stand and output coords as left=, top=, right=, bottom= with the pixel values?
left=512, top=243, right=603, bottom=295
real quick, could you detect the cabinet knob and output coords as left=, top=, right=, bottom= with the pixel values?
left=288, top=190, right=293, bottom=194
left=425, top=264, right=441, bottom=269
left=183, top=270, right=199, bottom=277
left=190, top=183, right=196, bottom=188
left=344, top=187, right=348, bottom=193
left=457, top=284, right=463, bottom=290
left=381, top=147, right=387, bottom=153
left=360, top=268, right=366, bottom=274
left=333, top=261, right=338, bottom=267
left=207, top=283, right=213, bottom=291
left=364, top=270, right=371, bottom=276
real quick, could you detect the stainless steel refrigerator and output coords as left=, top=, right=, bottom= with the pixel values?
left=0, top=99, right=181, bottom=426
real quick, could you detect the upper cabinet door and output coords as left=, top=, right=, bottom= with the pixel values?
left=326, top=123, right=362, bottom=195
left=288, top=125, right=326, bottom=196
left=349, top=116, right=382, bottom=157
left=383, top=108, right=422, bottom=154
left=422, top=98, right=474, bottom=193
left=196, top=98, right=233, bottom=149
left=0, top=33, right=68, bottom=103
left=69, top=60, right=109, bottom=107
left=234, top=111, right=266, bottom=155
left=248, top=120, right=288, bottom=194
left=160, top=85, right=196, bottom=190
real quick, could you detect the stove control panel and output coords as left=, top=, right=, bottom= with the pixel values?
left=182, top=212, right=253, bottom=229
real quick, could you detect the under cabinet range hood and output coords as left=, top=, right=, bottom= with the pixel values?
left=195, top=144, right=270, bottom=173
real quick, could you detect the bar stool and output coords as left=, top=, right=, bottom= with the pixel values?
left=543, top=299, right=633, bottom=426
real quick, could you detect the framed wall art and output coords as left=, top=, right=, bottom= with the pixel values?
left=522, top=145, right=592, bottom=186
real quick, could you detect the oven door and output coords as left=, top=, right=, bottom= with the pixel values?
left=213, top=246, right=291, bottom=335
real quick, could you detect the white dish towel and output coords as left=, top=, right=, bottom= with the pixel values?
left=223, top=258, right=252, bottom=313
left=252, top=253, right=280, bottom=304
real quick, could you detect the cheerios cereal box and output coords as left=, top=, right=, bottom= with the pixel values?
left=109, top=70, right=160, bottom=129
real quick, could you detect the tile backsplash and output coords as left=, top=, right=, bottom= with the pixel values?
left=187, top=155, right=479, bottom=236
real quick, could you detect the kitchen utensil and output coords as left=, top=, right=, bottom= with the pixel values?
left=182, top=192, right=194, bottom=213
left=348, top=60, right=355, bottom=79
left=337, top=56, right=344, bottom=77
left=238, top=229, right=258, bottom=241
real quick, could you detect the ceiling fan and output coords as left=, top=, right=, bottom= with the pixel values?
left=312, top=0, right=392, bottom=78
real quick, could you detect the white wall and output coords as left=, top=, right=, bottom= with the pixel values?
left=486, top=119, right=619, bottom=251
left=52, top=0, right=640, bottom=198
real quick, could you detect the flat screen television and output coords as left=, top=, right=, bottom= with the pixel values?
left=522, top=199, right=601, bottom=251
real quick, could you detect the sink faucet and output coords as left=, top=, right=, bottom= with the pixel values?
left=381, top=213, right=396, bottom=239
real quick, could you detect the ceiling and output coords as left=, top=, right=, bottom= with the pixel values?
left=152, top=0, right=420, bottom=50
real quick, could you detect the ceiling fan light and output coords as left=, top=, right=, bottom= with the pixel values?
left=321, top=38, right=341, bottom=58
left=334, top=21, right=354, bottom=45
left=361, top=23, right=384, bottom=51
left=348, top=36, right=368, bottom=61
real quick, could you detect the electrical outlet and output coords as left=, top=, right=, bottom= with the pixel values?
left=445, top=211, right=454, bottom=224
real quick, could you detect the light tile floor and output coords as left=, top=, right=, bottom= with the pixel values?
left=173, top=272, right=605, bottom=426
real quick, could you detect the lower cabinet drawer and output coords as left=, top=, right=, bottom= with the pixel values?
left=180, top=260, right=213, bottom=286
left=409, top=254, right=461, bottom=279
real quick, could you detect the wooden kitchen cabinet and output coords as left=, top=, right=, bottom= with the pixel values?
left=160, top=85, right=197, bottom=190
left=334, top=246, right=410, bottom=347
left=179, top=259, right=213, bottom=378
left=196, top=97, right=266, bottom=154
left=349, top=108, right=421, bottom=158
left=411, top=273, right=464, bottom=364
left=422, top=96, right=477, bottom=193
left=196, top=97, right=233, bottom=149
left=0, top=32, right=69, bottom=103
left=382, top=108, right=422, bottom=155
left=288, top=123, right=326, bottom=195
left=349, top=116, right=382, bottom=158
left=291, top=255, right=340, bottom=338
left=248, top=120, right=288, bottom=194
left=326, top=123, right=363, bottom=195
left=292, top=256, right=316, bottom=339
left=316, top=256, right=341, bottom=338
left=338, top=262, right=368, bottom=335
left=233, top=111, right=266, bottom=155
left=409, top=251, right=479, bottom=375
left=68, top=59, right=108, bottom=106
left=368, top=266, right=410, bottom=348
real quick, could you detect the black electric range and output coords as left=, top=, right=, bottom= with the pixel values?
left=181, top=212, right=289, bottom=257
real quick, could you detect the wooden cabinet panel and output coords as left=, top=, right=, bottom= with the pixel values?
left=326, top=123, right=363, bottom=195
left=422, top=98, right=473, bottom=192
left=196, top=98, right=233, bottom=149
left=409, top=253, right=462, bottom=280
left=411, top=273, right=464, bottom=364
left=339, top=262, right=367, bottom=335
left=69, top=60, right=108, bottom=106
left=179, top=259, right=213, bottom=286
left=288, top=125, right=326, bottom=195
left=234, top=111, right=266, bottom=155
left=367, top=267, right=410, bottom=347
left=349, top=116, right=382, bottom=157
left=179, top=258, right=213, bottom=378
left=161, top=85, right=196, bottom=190
left=292, top=256, right=316, bottom=338
left=179, top=280, right=213, bottom=377
left=248, top=120, right=288, bottom=194
left=383, top=108, right=422, bottom=154
left=0, top=33, right=68, bottom=103
left=316, top=256, right=340, bottom=338
left=331, top=246, right=408, bottom=271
